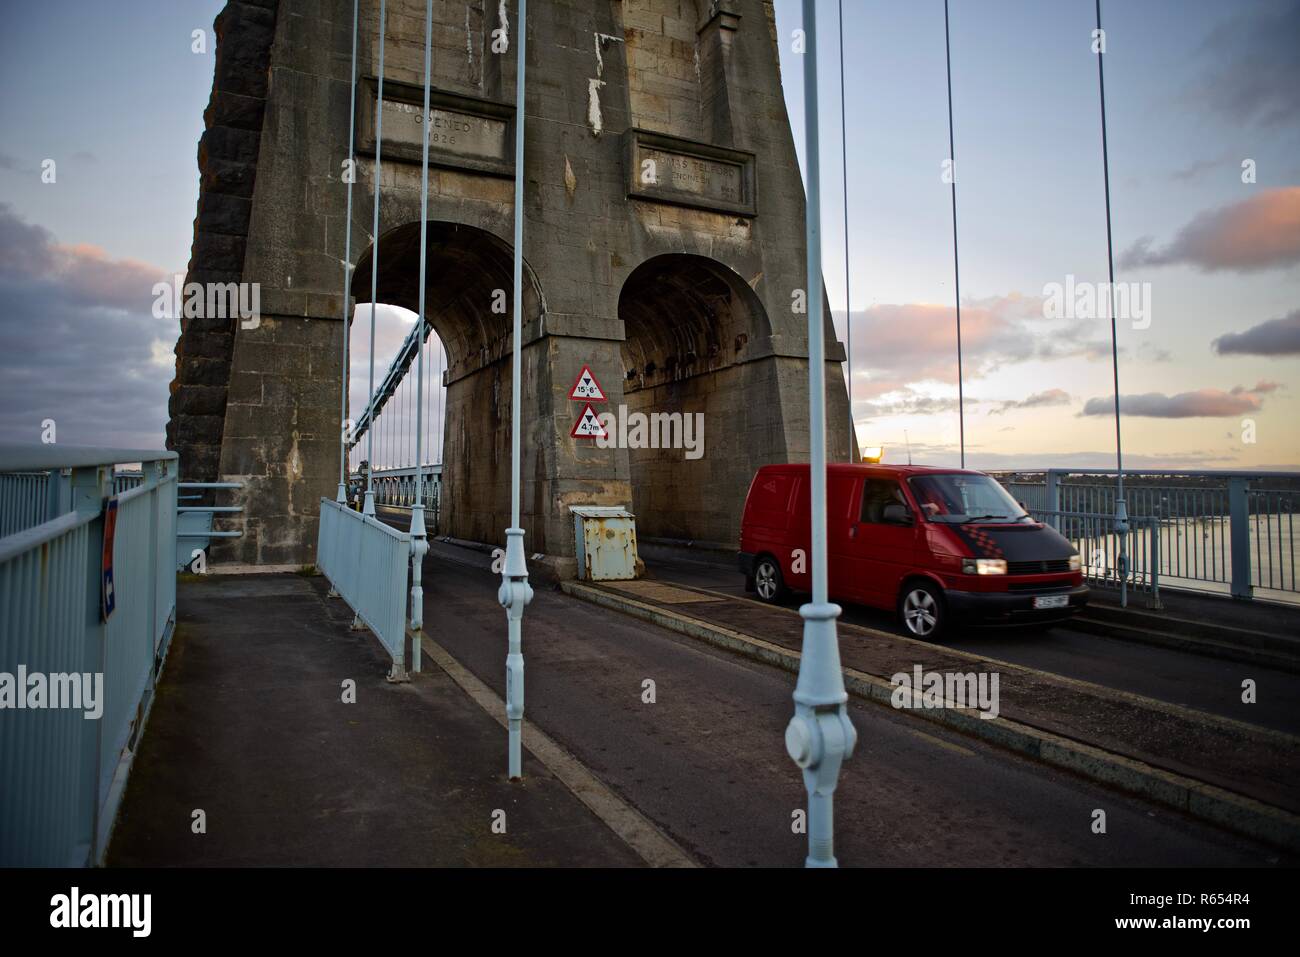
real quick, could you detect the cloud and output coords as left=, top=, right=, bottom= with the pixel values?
left=856, top=389, right=962, bottom=419
left=858, top=385, right=1073, bottom=421
left=0, top=199, right=447, bottom=462
left=1213, top=308, right=1300, bottom=356
left=1192, top=1, right=1300, bottom=128
left=963, top=449, right=1256, bottom=471
left=1079, top=384, right=1272, bottom=419
left=843, top=292, right=1113, bottom=400
left=1234, top=379, right=1280, bottom=395
left=1118, top=188, right=1300, bottom=273
left=1168, top=155, right=1229, bottom=183
left=859, top=442, right=1267, bottom=472
left=0, top=203, right=177, bottom=448
left=991, top=388, right=1071, bottom=415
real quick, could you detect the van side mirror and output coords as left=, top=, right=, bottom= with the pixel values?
left=882, top=502, right=912, bottom=525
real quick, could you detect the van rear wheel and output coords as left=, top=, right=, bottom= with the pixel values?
left=753, top=556, right=787, bottom=603
left=899, top=582, right=945, bottom=639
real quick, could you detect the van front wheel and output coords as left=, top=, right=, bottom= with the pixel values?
left=900, top=582, right=945, bottom=639
left=753, top=556, right=788, bottom=603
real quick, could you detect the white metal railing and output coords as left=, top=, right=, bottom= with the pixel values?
left=0, top=444, right=178, bottom=866
left=316, top=498, right=410, bottom=672
left=351, top=465, right=442, bottom=531
left=0, top=472, right=53, bottom=537
left=176, top=481, right=244, bottom=571
left=1, top=468, right=147, bottom=538
left=1029, top=507, right=1161, bottom=607
left=993, top=468, right=1299, bottom=602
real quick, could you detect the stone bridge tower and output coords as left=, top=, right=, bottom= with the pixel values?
left=168, top=0, right=853, bottom=571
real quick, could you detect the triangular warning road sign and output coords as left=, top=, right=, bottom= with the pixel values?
left=568, top=364, right=607, bottom=402
left=570, top=403, right=608, bottom=439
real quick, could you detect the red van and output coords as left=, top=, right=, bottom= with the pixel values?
left=739, top=464, right=1088, bottom=638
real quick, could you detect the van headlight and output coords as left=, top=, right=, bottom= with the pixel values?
left=962, top=558, right=1007, bottom=575
left=1068, top=553, right=1081, bottom=572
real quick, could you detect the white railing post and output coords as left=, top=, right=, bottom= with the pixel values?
left=1045, top=469, right=1061, bottom=532
left=1147, top=517, right=1162, bottom=609
left=362, top=0, right=387, bottom=521
left=1228, top=476, right=1252, bottom=599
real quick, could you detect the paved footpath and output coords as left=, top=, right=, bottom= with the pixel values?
left=109, top=574, right=645, bottom=867
left=414, top=540, right=1290, bottom=867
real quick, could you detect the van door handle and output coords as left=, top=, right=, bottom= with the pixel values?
left=849, top=525, right=857, bottom=539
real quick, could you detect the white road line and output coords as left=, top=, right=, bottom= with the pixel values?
left=418, top=632, right=698, bottom=868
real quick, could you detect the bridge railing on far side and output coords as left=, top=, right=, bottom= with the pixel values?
left=316, top=498, right=411, bottom=676
left=992, top=468, right=1299, bottom=603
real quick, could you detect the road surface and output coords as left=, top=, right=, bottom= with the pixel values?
left=646, top=550, right=1300, bottom=736
left=418, top=540, right=1287, bottom=867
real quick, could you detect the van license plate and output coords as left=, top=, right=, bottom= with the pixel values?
left=1033, top=595, right=1069, bottom=610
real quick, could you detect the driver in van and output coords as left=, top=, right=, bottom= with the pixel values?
left=916, top=483, right=952, bottom=518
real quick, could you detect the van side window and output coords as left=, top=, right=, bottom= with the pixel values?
left=755, top=473, right=792, bottom=510
left=860, top=479, right=906, bottom=523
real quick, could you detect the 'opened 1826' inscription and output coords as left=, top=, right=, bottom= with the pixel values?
left=382, top=99, right=508, bottom=163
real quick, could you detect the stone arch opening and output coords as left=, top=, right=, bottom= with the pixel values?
left=352, top=221, right=545, bottom=544
left=618, top=253, right=776, bottom=546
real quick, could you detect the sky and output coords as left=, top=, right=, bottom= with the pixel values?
left=776, top=0, right=1300, bottom=470
left=0, top=0, right=1296, bottom=470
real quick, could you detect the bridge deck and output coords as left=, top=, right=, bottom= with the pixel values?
left=565, top=571, right=1299, bottom=822
left=107, top=574, right=642, bottom=867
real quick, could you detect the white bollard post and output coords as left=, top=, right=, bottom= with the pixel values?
left=499, top=0, right=530, bottom=781
left=785, top=0, right=857, bottom=868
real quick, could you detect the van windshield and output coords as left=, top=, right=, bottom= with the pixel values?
left=907, top=474, right=1030, bottom=524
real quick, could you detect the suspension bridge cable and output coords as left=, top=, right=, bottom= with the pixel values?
left=435, top=338, right=443, bottom=465
left=363, top=0, right=388, bottom=510
left=401, top=0, right=435, bottom=674
left=509, top=15, right=526, bottom=535
left=414, top=0, right=432, bottom=498
left=337, top=0, right=359, bottom=502
left=1094, top=0, right=1128, bottom=600
left=838, top=0, right=854, bottom=461
left=943, top=0, right=966, bottom=468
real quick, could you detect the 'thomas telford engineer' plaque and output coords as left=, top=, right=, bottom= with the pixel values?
left=624, top=128, right=757, bottom=217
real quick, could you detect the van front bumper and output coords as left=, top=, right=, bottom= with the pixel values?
left=945, top=583, right=1090, bottom=624
left=738, top=552, right=756, bottom=577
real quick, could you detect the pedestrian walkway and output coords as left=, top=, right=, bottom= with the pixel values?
left=107, top=574, right=645, bottom=867
left=563, top=575, right=1300, bottom=851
